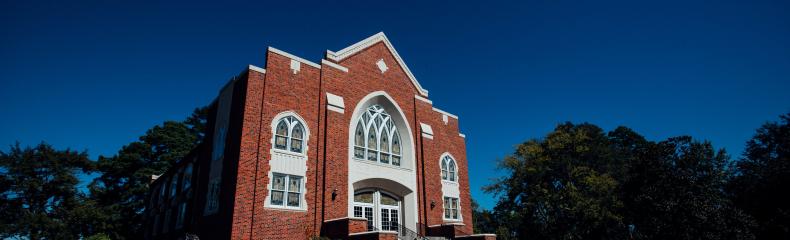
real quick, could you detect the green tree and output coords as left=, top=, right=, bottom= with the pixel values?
left=0, top=142, right=92, bottom=239
left=623, top=136, right=754, bottom=239
left=485, top=123, right=626, bottom=239
left=730, top=113, right=790, bottom=238
left=485, top=123, right=754, bottom=239
left=88, top=106, right=208, bottom=239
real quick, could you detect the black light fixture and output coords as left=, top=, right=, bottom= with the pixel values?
left=331, top=188, right=338, bottom=200
left=430, top=200, right=436, bottom=209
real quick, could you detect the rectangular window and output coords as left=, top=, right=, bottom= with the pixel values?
left=203, top=179, right=220, bottom=215
left=270, top=173, right=302, bottom=208
left=175, top=203, right=186, bottom=229
left=443, top=197, right=460, bottom=220
left=170, top=174, right=179, bottom=198
left=163, top=209, right=172, bottom=233
left=354, top=147, right=365, bottom=159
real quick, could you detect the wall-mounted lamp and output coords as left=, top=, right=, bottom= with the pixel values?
left=430, top=200, right=436, bottom=209
left=331, top=188, right=338, bottom=200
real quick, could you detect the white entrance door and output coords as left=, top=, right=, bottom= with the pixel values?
left=353, top=190, right=401, bottom=232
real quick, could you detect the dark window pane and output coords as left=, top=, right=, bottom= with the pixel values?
left=290, top=139, right=302, bottom=153
left=271, top=191, right=283, bottom=205
left=287, top=192, right=300, bottom=207
left=354, top=147, right=365, bottom=159
left=276, top=121, right=288, bottom=136
left=275, top=136, right=287, bottom=150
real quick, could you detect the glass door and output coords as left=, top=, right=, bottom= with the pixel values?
left=353, top=190, right=402, bottom=231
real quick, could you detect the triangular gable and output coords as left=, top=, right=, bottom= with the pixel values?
left=326, top=32, right=429, bottom=97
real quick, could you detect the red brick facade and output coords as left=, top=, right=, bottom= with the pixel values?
left=144, top=33, right=493, bottom=240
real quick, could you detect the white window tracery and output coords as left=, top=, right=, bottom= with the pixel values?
left=274, top=116, right=305, bottom=154
left=441, top=155, right=458, bottom=182
left=353, top=105, right=402, bottom=166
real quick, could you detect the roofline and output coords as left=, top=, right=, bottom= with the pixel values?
left=326, top=32, right=430, bottom=97
left=268, top=46, right=322, bottom=69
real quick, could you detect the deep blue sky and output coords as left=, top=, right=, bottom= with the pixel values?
left=2, top=0, right=789, bottom=209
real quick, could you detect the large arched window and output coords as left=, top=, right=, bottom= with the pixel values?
left=441, top=155, right=457, bottom=182
left=274, top=116, right=305, bottom=153
left=353, top=105, right=402, bottom=166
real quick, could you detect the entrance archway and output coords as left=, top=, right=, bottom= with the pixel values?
left=353, top=189, right=401, bottom=231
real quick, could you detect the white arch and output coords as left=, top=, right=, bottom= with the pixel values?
left=347, top=91, right=418, bottom=231
left=263, top=110, right=311, bottom=211
left=269, top=111, right=310, bottom=156
left=439, top=152, right=459, bottom=182
left=347, top=91, right=416, bottom=169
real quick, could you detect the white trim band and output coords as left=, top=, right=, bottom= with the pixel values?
left=248, top=64, right=266, bottom=73
left=415, top=95, right=432, bottom=104
left=326, top=32, right=429, bottom=97
left=321, top=59, right=348, bottom=72
left=420, top=122, right=434, bottom=139
left=268, top=47, right=321, bottom=69
left=433, top=107, right=459, bottom=119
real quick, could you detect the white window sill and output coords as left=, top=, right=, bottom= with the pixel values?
left=264, top=205, right=308, bottom=212
left=271, top=148, right=307, bottom=158
left=353, top=157, right=411, bottom=171
left=441, top=180, right=459, bottom=185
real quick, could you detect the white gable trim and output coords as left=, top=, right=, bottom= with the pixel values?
left=268, top=47, right=322, bottom=69
left=414, top=95, right=432, bottom=104
left=248, top=64, right=266, bottom=73
left=321, top=59, right=348, bottom=72
left=432, top=107, right=459, bottom=120
left=326, top=32, right=430, bottom=97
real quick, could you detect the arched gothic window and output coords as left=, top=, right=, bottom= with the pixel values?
left=353, top=105, right=402, bottom=166
left=441, top=155, right=457, bottom=182
left=274, top=116, right=305, bottom=153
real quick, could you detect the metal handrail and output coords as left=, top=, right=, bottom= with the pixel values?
left=390, top=221, right=426, bottom=240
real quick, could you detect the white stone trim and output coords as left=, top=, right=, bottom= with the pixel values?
left=459, top=133, right=466, bottom=138
left=376, top=59, right=388, bottom=73
left=248, top=64, right=266, bottom=73
left=326, top=92, right=345, bottom=109
left=428, top=222, right=466, bottom=227
left=420, top=122, right=434, bottom=139
left=348, top=231, right=398, bottom=236
left=432, top=107, right=458, bottom=119
left=414, top=95, right=432, bottom=104
left=457, top=234, right=496, bottom=237
left=327, top=105, right=344, bottom=114
left=323, top=216, right=368, bottom=223
left=321, top=59, right=348, bottom=72
left=268, top=46, right=321, bottom=69
left=263, top=111, right=311, bottom=211
left=347, top=91, right=419, bottom=231
left=326, top=32, right=429, bottom=97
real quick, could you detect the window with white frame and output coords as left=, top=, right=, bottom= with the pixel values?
left=443, top=197, right=460, bottom=220
left=353, top=105, right=402, bottom=166
left=441, top=155, right=458, bottom=182
left=270, top=173, right=302, bottom=208
left=182, top=163, right=193, bottom=195
left=274, top=116, right=305, bottom=154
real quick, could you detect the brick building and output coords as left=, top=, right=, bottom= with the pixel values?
left=144, top=32, right=496, bottom=240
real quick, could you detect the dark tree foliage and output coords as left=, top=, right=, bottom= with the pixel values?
left=484, top=122, right=755, bottom=240
left=730, top=113, right=790, bottom=239
left=0, top=142, right=92, bottom=239
left=88, top=106, right=208, bottom=239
